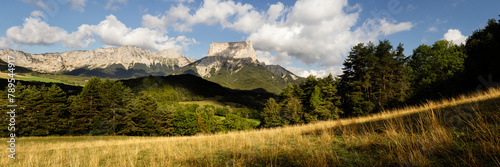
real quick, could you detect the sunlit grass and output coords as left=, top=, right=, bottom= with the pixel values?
left=2, top=87, right=500, bottom=166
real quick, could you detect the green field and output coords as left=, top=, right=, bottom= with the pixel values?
left=0, top=72, right=85, bottom=86
left=178, top=96, right=240, bottom=108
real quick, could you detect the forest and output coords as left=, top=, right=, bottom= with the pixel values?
left=0, top=17, right=498, bottom=137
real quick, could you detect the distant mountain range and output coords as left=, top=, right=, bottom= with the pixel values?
left=0, top=41, right=302, bottom=93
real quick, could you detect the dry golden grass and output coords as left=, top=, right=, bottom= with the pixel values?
left=2, top=88, right=500, bottom=166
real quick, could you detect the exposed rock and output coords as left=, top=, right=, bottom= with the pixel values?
left=207, top=41, right=257, bottom=61
left=187, top=57, right=197, bottom=63
left=0, top=45, right=189, bottom=73
left=190, top=56, right=256, bottom=77
left=265, top=65, right=299, bottom=80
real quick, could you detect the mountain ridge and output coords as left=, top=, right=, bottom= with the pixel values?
left=0, top=41, right=303, bottom=93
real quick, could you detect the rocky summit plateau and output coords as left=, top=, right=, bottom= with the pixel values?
left=0, top=46, right=191, bottom=74
left=0, top=41, right=302, bottom=93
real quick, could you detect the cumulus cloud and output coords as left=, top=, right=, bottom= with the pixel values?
left=248, top=0, right=413, bottom=66
left=91, top=15, right=195, bottom=51
left=143, top=0, right=266, bottom=32
left=443, top=29, right=467, bottom=45
left=3, top=13, right=194, bottom=51
left=6, top=16, right=68, bottom=45
left=256, top=51, right=292, bottom=66
left=143, top=0, right=414, bottom=67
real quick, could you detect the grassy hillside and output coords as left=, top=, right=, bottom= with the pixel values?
left=119, top=74, right=274, bottom=109
left=204, top=64, right=294, bottom=94
left=2, top=88, right=499, bottom=166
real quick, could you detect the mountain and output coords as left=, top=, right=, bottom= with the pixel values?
left=174, top=41, right=302, bottom=93
left=0, top=46, right=193, bottom=78
left=0, top=41, right=302, bottom=94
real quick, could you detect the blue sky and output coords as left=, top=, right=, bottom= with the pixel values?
left=1, top=0, right=499, bottom=77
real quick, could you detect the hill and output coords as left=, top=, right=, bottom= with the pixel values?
left=4, top=87, right=499, bottom=166
left=119, top=74, right=275, bottom=109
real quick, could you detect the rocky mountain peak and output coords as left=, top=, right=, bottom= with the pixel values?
left=207, top=41, right=257, bottom=61
left=0, top=45, right=190, bottom=73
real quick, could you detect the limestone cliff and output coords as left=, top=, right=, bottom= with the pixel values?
left=0, top=46, right=190, bottom=73
left=207, top=41, right=256, bottom=62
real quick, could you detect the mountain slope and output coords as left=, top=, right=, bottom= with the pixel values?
left=174, top=56, right=301, bottom=94
left=173, top=41, right=302, bottom=93
left=118, top=74, right=275, bottom=109
left=0, top=45, right=192, bottom=77
left=0, top=41, right=303, bottom=94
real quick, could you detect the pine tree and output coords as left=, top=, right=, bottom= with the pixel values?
left=319, top=74, right=342, bottom=119
left=72, top=77, right=101, bottom=135
left=282, top=96, right=303, bottom=125
left=23, top=85, right=45, bottom=136
left=40, top=84, right=68, bottom=135
left=340, top=42, right=376, bottom=116
left=260, top=98, right=284, bottom=128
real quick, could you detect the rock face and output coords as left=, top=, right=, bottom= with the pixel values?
left=207, top=41, right=257, bottom=62
left=0, top=41, right=302, bottom=93
left=0, top=45, right=190, bottom=73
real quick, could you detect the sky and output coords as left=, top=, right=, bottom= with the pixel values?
left=0, top=0, right=499, bottom=77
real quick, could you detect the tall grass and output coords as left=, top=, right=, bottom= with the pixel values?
left=2, top=88, right=500, bottom=166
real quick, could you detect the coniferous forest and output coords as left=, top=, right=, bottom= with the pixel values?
left=1, top=17, right=499, bottom=137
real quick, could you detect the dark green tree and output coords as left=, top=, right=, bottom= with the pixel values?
left=340, top=40, right=409, bottom=115
left=408, top=40, right=466, bottom=100
left=260, top=98, right=284, bottom=128
left=464, top=17, right=500, bottom=90
left=40, top=84, right=68, bottom=135
left=282, top=96, right=303, bottom=125
left=71, top=77, right=102, bottom=134
left=340, top=42, right=376, bottom=116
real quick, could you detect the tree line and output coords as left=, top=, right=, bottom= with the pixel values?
left=0, top=77, right=259, bottom=136
left=260, top=17, right=500, bottom=127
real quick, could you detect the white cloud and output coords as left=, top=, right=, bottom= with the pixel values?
left=378, top=18, right=414, bottom=36
left=90, top=15, right=196, bottom=51
left=142, top=0, right=414, bottom=66
left=143, top=0, right=266, bottom=32
left=256, top=51, right=292, bottom=66
left=106, top=0, right=127, bottom=11
left=3, top=13, right=194, bottom=51
left=443, top=29, right=467, bottom=45
left=30, top=10, right=45, bottom=18
left=426, top=26, right=438, bottom=32
left=67, top=0, right=87, bottom=12
left=64, top=24, right=95, bottom=48
left=287, top=66, right=343, bottom=78
left=247, top=0, right=413, bottom=66
left=0, top=37, right=12, bottom=49
left=6, top=16, right=68, bottom=45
